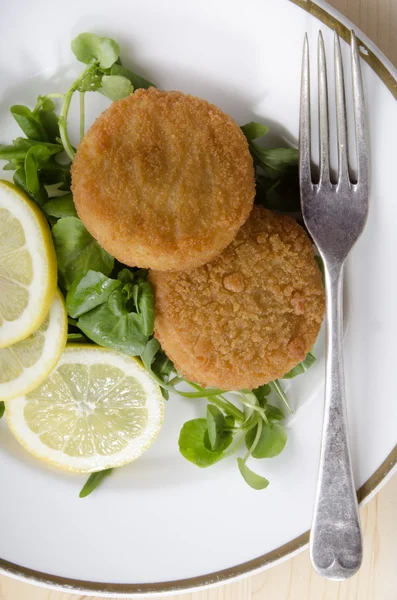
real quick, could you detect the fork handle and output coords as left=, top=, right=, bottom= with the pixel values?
left=310, top=260, right=362, bottom=580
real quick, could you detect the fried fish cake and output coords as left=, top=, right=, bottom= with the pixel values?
left=71, top=88, right=255, bottom=271
left=149, top=206, right=325, bottom=391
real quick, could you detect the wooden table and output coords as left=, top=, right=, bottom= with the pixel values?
left=1, top=1, right=396, bottom=598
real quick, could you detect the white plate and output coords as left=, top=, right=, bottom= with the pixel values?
left=0, top=0, right=396, bottom=595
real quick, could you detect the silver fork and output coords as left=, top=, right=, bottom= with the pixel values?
left=299, top=30, right=368, bottom=580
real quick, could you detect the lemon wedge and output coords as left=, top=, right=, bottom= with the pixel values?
left=6, top=345, right=164, bottom=472
left=0, top=290, right=67, bottom=401
left=0, top=180, right=57, bottom=347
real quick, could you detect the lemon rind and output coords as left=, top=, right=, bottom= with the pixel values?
left=0, top=289, right=67, bottom=401
left=0, top=181, right=57, bottom=348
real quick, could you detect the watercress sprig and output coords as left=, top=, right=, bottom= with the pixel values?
left=1, top=33, right=154, bottom=203
left=142, top=337, right=315, bottom=489
left=241, top=121, right=300, bottom=213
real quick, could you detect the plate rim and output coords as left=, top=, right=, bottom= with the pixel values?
left=2, top=449, right=396, bottom=597
left=1, top=0, right=396, bottom=595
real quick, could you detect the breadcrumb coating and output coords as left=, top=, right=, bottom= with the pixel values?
left=150, top=207, right=325, bottom=390
left=71, top=88, right=255, bottom=270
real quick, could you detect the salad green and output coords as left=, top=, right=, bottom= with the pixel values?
left=79, top=468, right=113, bottom=498
left=0, top=32, right=323, bottom=498
left=52, top=217, right=114, bottom=289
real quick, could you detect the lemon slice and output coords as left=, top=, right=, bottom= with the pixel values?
left=0, top=180, right=57, bottom=347
left=6, top=345, right=164, bottom=472
left=0, top=290, right=67, bottom=401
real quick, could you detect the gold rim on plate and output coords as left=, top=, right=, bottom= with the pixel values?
left=0, top=0, right=396, bottom=595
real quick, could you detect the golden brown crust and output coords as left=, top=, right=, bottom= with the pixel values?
left=71, top=88, right=255, bottom=270
left=150, top=207, right=325, bottom=390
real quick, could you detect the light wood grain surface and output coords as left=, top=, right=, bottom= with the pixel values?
left=1, top=1, right=396, bottom=598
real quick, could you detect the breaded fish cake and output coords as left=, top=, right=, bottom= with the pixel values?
left=150, top=206, right=325, bottom=390
left=71, top=88, right=255, bottom=270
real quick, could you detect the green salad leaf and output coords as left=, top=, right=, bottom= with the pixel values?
left=79, top=468, right=113, bottom=498
left=283, top=352, right=316, bottom=379
left=141, top=337, right=161, bottom=371
left=251, top=146, right=299, bottom=181
left=66, top=270, right=122, bottom=318
left=78, top=301, right=148, bottom=355
left=100, top=75, right=134, bottom=100
left=75, top=279, right=155, bottom=356
left=0, top=145, right=27, bottom=161
left=252, top=383, right=271, bottom=407
left=71, top=33, right=120, bottom=69
left=0, top=138, right=62, bottom=163
left=245, top=423, right=287, bottom=459
left=2, top=160, right=22, bottom=171
left=141, top=338, right=174, bottom=399
left=151, top=350, right=174, bottom=400
left=241, top=121, right=300, bottom=212
left=13, top=138, right=63, bottom=155
left=37, top=107, right=60, bottom=143
left=42, top=193, right=78, bottom=219
left=237, top=458, right=269, bottom=490
left=240, top=121, right=269, bottom=141
left=206, top=404, right=225, bottom=450
left=77, top=66, right=104, bottom=93
left=265, top=405, right=285, bottom=422
left=133, top=281, right=155, bottom=337
left=269, top=380, right=292, bottom=413
left=110, top=63, right=155, bottom=90
left=13, top=168, right=48, bottom=206
left=52, top=217, right=114, bottom=290
left=67, top=332, right=89, bottom=343
left=24, top=145, right=51, bottom=196
left=179, top=419, right=232, bottom=467
left=10, top=105, right=47, bottom=140
left=40, top=162, right=71, bottom=192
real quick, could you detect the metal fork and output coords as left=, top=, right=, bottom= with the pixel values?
left=299, top=30, right=368, bottom=580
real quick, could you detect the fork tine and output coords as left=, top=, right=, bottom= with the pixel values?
left=318, top=31, right=330, bottom=184
left=351, top=31, right=368, bottom=187
left=334, top=32, right=349, bottom=184
left=299, top=34, right=312, bottom=188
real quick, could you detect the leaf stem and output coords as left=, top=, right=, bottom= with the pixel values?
left=175, top=389, right=224, bottom=398
left=235, top=392, right=269, bottom=426
left=269, top=380, right=292, bottom=413
left=208, top=395, right=245, bottom=422
left=79, top=92, right=85, bottom=140
left=187, top=383, right=245, bottom=422
left=167, top=376, right=183, bottom=386
left=221, top=430, right=245, bottom=459
left=59, top=63, right=96, bottom=161
left=223, top=411, right=261, bottom=433
left=59, top=89, right=76, bottom=160
left=216, top=396, right=245, bottom=422
left=32, top=93, right=64, bottom=117
left=243, top=417, right=263, bottom=462
left=160, top=375, right=246, bottom=422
